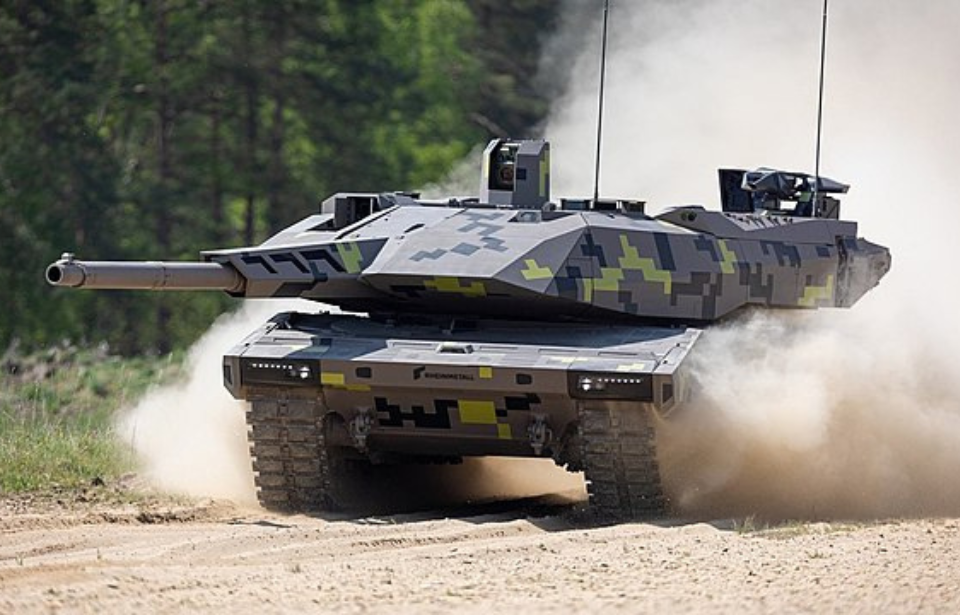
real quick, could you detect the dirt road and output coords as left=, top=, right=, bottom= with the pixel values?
left=1, top=492, right=958, bottom=615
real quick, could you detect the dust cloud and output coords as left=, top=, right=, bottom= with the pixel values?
left=115, top=300, right=303, bottom=504
left=545, top=0, right=960, bottom=519
left=657, top=307, right=960, bottom=520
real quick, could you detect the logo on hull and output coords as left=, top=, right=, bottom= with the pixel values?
left=412, top=365, right=475, bottom=382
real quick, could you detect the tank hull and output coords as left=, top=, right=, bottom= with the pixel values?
left=224, top=312, right=698, bottom=451
left=225, top=311, right=700, bottom=516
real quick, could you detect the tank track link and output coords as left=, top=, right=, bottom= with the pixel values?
left=247, top=398, right=329, bottom=512
left=579, top=402, right=668, bottom=519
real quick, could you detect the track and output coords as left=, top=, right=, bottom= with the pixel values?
left=249, top=395, right=670, bottom=520
left=579, top=403, right=667, bottom=518
left=247, top=398, right=325, bottom=511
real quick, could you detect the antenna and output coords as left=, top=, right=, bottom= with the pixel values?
left=813, top=0, right=829, bottom=207
left=592, top=0, right=610, bottom=203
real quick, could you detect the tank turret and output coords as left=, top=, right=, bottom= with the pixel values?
left=47, top=139, right=890, bottom=322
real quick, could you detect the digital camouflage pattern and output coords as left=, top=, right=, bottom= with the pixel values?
left=46, top=139, right=890, bottom=518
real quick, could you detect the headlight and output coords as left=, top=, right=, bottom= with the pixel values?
left=568, top=371, right=653, bottom=401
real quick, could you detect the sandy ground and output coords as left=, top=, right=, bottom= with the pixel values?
left=1, top=491, right=958, bottom=615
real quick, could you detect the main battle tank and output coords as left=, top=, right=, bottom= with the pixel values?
left=46, top=139, right=890, bottom=518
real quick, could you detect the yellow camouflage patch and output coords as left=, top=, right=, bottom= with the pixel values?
left=458, top=399, right=512, bottom=440
left=424, top=276, right=487, bottom=297
left=335, top=242, right=363, bottom=274
left=320, top=372, right=345, bottom=386
left=584, top=235, right=673, bottom=300
left=717, top=239, right=738, bottom=275
left=798, top=274, right=835, bottom=307
left=618, top=235, right=672, bottom=294
left=521, top=258, right=553, bottom=281
left=458, top=400, right=497, bottom=425
left=539, top=150, right=549, bottom=197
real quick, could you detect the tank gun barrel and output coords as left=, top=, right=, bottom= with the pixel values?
left=45, top=254, right=246, bottom=293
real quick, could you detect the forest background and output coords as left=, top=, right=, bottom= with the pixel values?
left=0, top=0, right=561, bottom=355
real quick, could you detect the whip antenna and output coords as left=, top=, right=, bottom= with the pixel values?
left=813, top=0, right=829, bottom=206
left=592, top=0, right=610, bottom=203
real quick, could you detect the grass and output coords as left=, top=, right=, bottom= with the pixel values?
left=727, top=516, right=866, bottom=540
left=732, top=515, right=760, bottom=534
left=0, top=344, right=183, bottom=494
left=0, top=417, right=131, bottom=492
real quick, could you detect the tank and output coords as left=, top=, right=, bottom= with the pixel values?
left=46, top=139, right=891, bottom=518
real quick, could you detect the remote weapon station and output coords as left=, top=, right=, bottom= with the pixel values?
left=45, top=2, right=890, bottom=518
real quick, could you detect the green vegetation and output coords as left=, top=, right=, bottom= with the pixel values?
left=0, top=418, right=128, bottom=493
left=0, top=345, right=181, bottom=493
left=1, top=0, right=560, bottom=355
left=729, top=516, right=866, bottom=539
left=0, top=1, right=560, bottom=494
left=732, top=515, right=760, bottom=534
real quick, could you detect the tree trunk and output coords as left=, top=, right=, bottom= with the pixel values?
left=209, top=93, right=225, bottom=242
left=242, top=5, right=258, bottom=246
left=266, top=5, right=287, bottom=234
left=154, top=0, right=173, bottom=354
